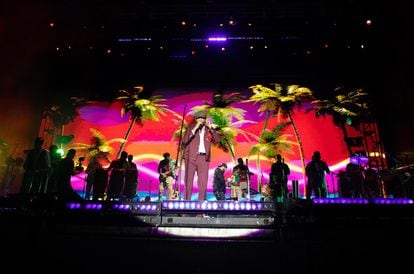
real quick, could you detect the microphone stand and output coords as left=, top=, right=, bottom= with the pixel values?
left=246, top=158, right=251, bottom=201
left=174, top=105, right=187, bottom=200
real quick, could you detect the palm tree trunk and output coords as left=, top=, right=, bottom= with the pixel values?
left=226, top=140, right=237, bottom=163
left=262, top=110, right=270, bottom=133
left=254, top=111, right=270, bottom=195
left=288, top=112, right=307, bottom=197
left=255, top=111, right=269, bottom=192
left=256, top=153, right=262, bottom=194
left=59, top=125, right=64, bottom=148
left=117, top=117, right=137, bottom=158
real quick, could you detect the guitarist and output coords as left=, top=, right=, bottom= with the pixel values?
left=157, top=152, right=178, bottom=201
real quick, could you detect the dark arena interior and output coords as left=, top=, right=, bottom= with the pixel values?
left=0, top=1, right=413, bottom=273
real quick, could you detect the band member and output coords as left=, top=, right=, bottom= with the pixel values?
left=345, top=161, right=365, bottom=198
left=232, top=158, right=251, bottom=200
left=306, top=151, right=331, bottom=199
left=85, top=152, right=108, bottom=200
left=182, top=111, right=220, bottom=200
left=106, top=151, right=128, bottom=200
left=158, top=152, right=177, bottom=201
left=20, top=137, right=50, bottom=194
left=124, top=154, right=138, bottom=200
left=231, top=166, right=243, bottom=201
left=54, top=149, right=83, bottom=200
left=213, top=163, right=228, bottom=201
left=269, top=154, right=291, bottom=203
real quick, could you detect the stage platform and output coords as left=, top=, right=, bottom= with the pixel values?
left=1, top=194, right=414, bottom=241
left=2, top=194, right=414, bottom=273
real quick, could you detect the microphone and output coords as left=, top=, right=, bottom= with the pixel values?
left=194, top=122, right=204, bottom=132
left=198, top=122, right=205, bottom=130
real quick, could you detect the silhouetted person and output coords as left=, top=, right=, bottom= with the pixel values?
left=124, top=154, right=138, bottom=200
left=269, top=154, right=291, bottom=203
left=345, top=162, right=365, bottom=198
left=306, top=151, right=331, bottom=199
left=364, top=168, right=381, bottom=198
left=84, top=152, right=108, bottom=200
left=107, top=151, right=128, bottom=200
left=20, top=137, right=51, bottom=194
left=158, top=152, right=177, bottom=201
left=48, top=144, right=62, bottom=193
left=54, top=149, right=83, bottom=201
left=213, top=163, right=227, bottom=201
left=232, top=158, right=251, bottom=200
left=182, top=111, right=220, bottom=200
left=1, top=156, right=24, bottom=196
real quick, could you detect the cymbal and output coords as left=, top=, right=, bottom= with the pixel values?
left=350, top=154, right=369, bottom=165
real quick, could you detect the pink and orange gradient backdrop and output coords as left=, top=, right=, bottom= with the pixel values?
left=64, top=88, right=355, bottom=199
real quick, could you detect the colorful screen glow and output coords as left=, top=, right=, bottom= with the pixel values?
left=63, top=88, right=356, bottom=199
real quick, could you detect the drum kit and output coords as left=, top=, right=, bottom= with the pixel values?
left=339, top=152, right=414, bottom=198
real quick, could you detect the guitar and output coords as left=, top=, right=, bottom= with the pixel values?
left=159, top=165, right=180, bottom=181
left=159, top=170, right=173, bottom=180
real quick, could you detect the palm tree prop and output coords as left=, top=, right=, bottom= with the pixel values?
left=248, top=122, right=297, bottom=192
left=42, top=96, right=87, bottom=145
left=116, top=85, right=170, bottom=158
left=191, top=90, right=256, bottom=162
left=70, top=128, right=125, bottom=162
left=246, top=83, right=314, bottom=195
left=306, top=87, right=369, bottom=155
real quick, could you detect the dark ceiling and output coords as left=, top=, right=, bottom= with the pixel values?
left=39, top=0, right=390, bottom=97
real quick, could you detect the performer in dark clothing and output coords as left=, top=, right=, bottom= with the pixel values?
left=54, top=149, right=83, bottom=200
left=48, top=144, right=62, bottom=193
left=232, top=158, right=251, bottom=200
left=158, top=152, right=177, bottom=201
left=124, top=154, right=138, bottom=200
left=269, top=154, right=291, bottom=202
left=84, top=152, right=108, bottom=200
left=20, top=137, right=51, bottom=194
left=306, top=151, right=331, bottom=199
left=345, top=162, right=365, bottom=198
left=106, top=151, right=128, bottom=200
left=182, top=111, right=220, bottom=200
left=213, top=163, right=228, bottom=201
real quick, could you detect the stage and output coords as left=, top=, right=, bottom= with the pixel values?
left=1, top=195, right=414, bottom=238
left=1, top=195, right=414, bottom=273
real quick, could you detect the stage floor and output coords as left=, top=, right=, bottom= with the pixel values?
left=1, top=195, right=414, bottom=273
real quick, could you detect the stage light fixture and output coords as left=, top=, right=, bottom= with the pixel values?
left=161, top=200, right=274, bottom=213
left=312, top=198, right=369, bottom=204
left=373, top=198, right=414, bottom=204
left=208, top=36, right=227, bottom=42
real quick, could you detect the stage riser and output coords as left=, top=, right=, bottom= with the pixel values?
left=160, top=216, right=275, bottom=227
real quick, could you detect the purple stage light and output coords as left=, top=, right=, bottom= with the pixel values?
left=66, top=202, right=81, bottom=209
left=313, top=198, right=369, bottom=204
left=159, top=201, right=275, bottom=212
left=87, top=203, right=102, bottom=210
left=349, top=153, right=369, bottom=165
left=208, top=37, right=227, bottom=42
left=373, top=198, right=414, bottom=204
